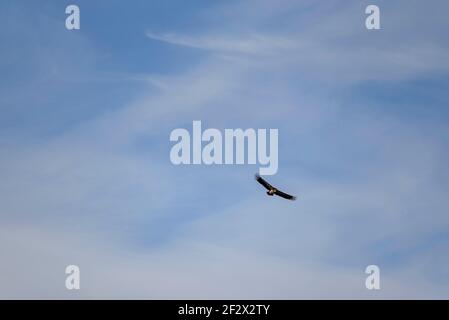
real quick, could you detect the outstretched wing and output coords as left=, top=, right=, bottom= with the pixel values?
left=274, top=189, right=296, bottom=201
left=255, top=174, right=274, bottom=191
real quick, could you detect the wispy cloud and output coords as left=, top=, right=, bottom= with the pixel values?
left=1, top=0, right=449, bottom=299
left=148, top=0, right=449, bottom=83
left=146, top=31, right=299, bottom=55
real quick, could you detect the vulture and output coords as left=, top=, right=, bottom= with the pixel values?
left=255, top=174, right=296, bottom=201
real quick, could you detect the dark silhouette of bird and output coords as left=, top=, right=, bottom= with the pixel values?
left=255, top=174, right=296, bottom=201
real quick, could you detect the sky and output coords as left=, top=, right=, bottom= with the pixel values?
left=0, top=0, right=449, bottom=299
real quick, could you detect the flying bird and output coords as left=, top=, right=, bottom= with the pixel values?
left=255, top=174, right=296, bottom=201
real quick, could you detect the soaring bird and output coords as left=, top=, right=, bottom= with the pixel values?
left=255, top=174, right=296, bottom=201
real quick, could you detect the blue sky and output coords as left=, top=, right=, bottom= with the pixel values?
left=1, top=0, right=449, bottom=298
